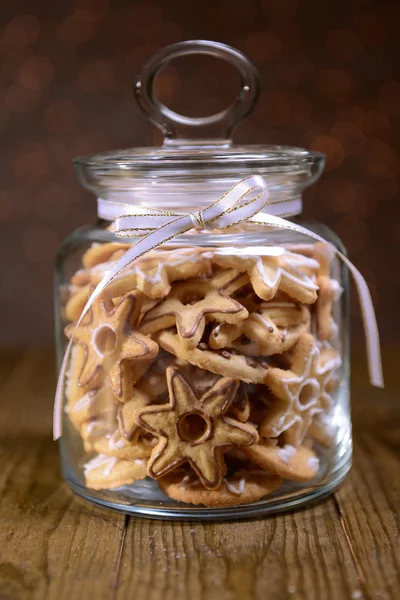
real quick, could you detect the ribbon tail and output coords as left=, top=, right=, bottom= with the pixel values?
left=337, top=251, right=383, bottom=388
left=53, top=214, right=192, bottom=440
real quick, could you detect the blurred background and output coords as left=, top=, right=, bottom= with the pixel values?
left=0, top=0, right=399, bottom=350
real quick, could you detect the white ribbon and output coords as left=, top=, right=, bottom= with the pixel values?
left=54, top=175, right=383, bottom=440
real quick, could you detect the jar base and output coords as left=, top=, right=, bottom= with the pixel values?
left=64, top=448, right=352, bottom=521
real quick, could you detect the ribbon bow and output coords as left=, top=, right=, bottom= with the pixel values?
left=54, top=175, right=383, bottom=440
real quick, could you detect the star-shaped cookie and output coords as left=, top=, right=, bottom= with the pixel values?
left=212, top=246, right=320, bottom=303
left=141, top=269, right=249, bottom=348
left=65, top=292, right=159, bottom=400
left=209, top=300, right=311, bottom=355
left=136, top=365, right=259, bottom=489
left=261, top=336, right=341, bottom=446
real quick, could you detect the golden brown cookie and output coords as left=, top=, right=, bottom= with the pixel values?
left=141, top=269, right=249, bottom=348
left=290, top=242, right=342, bottom=340
left=159, top=469, right=283, bottom=507
left=66, top=344, right=88, bottom=409
left=228, top=382, right=251, bottom=422
left=243, top=440, right=319, bottom=482
left=65, top=285, right=92, bottom=322
left=136, top=365, right=258, bottom=489
left=83, top=453, right=148, bottom=490
left=155, top=329, right=270, bottom=384
left=66, top=384, right=118, bottom=432
left=65, top=292, right=159, bottom=399
left=209, top=301, right=311, bottom=355
left=82, top=243, right=131, bottom=268
left=212, top=246, right=319, bottom=303
left=85, top=427, right=153, bottom=460
left=87, top=247, right=213, bottom=299
left=260, top=339, right=341, bottom=446
left=263, top=333, right=320, bottom=427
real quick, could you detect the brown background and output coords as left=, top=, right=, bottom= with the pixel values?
left=0, top=0, right=399, bottom=349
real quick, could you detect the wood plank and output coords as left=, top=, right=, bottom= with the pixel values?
left=0, top=349, right=55, bottom=436
left=0, top=351, right=127, bottom=599
left=333, top=400, right=400, bottom=599
left=0, top=347, right=24, bottom=386
left=115, top=495, right=363, bottom=600
left=0, top=436, right=127, bottom=600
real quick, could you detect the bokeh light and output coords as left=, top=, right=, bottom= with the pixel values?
left=315, top=69, right=355, bottom=103
left=0, top=1, right=398, bottom=345
left=326, top=30, right=363, bottom=63
left=244, top=32, right=283, bottom=64
left=4, top=15, right=39, bottom=48
left=43, top=100, right=80, bottom=135
left=77, top=60, right=115, bottom=94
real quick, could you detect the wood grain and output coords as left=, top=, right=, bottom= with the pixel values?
left=0, top=351, right=128, bottom=600
left=0, top=348, right=398, bottom=600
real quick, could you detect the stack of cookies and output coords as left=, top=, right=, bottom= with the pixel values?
left=64, top=240, right=342, bottom=507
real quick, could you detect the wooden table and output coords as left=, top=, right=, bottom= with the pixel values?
left=0, top=348, right=398, bottom=600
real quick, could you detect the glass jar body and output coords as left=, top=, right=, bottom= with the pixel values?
left=55, top=218, right=351, bottom=520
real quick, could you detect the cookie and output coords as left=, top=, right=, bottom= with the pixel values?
left=136, top=365, right=258, bottom=489
left=290, top=242, right=343, bottom=340
left=263, top=333, right=320, bottom=427
left=91, top=247, right=213, bottom=299
left=209, top=301, right=311, bottom=355
left=82, top=242, right=131, bottom=268
left=65, top=343, right=88, bottom=410
left=65, top=292, right=159, bottom=399
left=117, top=389, right=155, bottom=442
left=260, top=337, right=341, bottom=447
left=65, top=285, right=92, bottom=322
left=243, top=440, right=319, bottom=482
left=159, top=469, right=283, bottom=507
left=212, top=246, right=319, bottom=304
left=155, top=329, right=270, bottom=384
left=141, top=269, right=249, bottom=348
left=65, top=280, right=159, bottom=323
left=85, top=427, right=153, bottom=460
left=83, top=453, right=148, bottom=490
left=228, top=382, right=251, bottom=422
left=66, top=384, right=118, bottom=432
left=308, top=413, right=336, bottom=448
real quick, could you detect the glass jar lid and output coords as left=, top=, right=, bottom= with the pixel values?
left=74, top=40, right=325, bottom=209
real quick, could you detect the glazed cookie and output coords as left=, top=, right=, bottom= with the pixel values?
left=260, top=337, right=341, bottom=447
left=65, top=280, right=159, bottom=323
left=117, top=389, right=156, bottom=442
left=65, top=292, right=159, bottom=399
left=141, top=269, right=249, bottom=348
left=66, top=383, right=118, bottom=432
left=212, top=246, right=320, bottom=304
left=136, top=365, right=258, bottom=489
left=262, top=333, right=320, bottom=430
left=310, top=243, right=343, bottom=340
left=89, top=247, right=213, bottom=299
left=85, top=427, right=153, bottom=460
left=83, top=453, right=148, bottom=490
left=209, top=301, right=311, bottom=355
left=243, top=440, right=320, bottom=482
left=159, top=469, right=283, bottom=507
left=290, top=242, right=343, bottom=340
left=155, top=329, right=270, bottom=384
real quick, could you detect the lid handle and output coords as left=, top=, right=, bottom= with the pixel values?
left=134, top=40, right=260, bottom=145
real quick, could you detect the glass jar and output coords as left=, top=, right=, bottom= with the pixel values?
left=55, top=41, right=352, bottom=520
